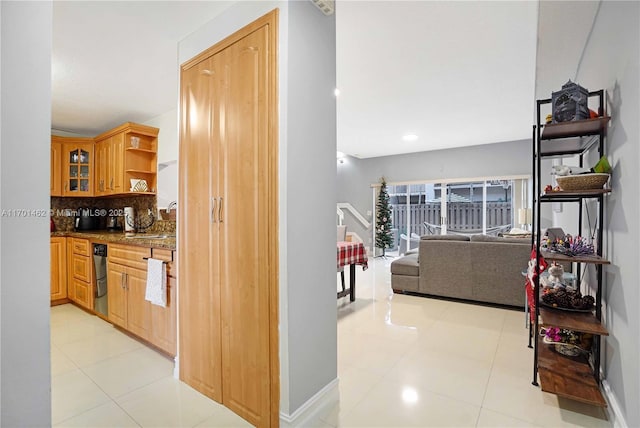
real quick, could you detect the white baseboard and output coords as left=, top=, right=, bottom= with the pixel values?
left=602, top=379, right=628, bottom=428
left=279, top=378, right=339, bottom=427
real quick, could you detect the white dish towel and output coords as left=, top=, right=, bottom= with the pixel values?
left=145, top=258, right=167, bottom=307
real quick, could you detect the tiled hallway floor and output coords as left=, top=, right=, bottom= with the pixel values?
left=51, top=256, right=611, bottom=427
left=328, top=256, right=611, bottom=427
left=50, top=305, right=251, bottom=427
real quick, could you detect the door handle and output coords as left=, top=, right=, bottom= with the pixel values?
left=211, top=197, right=217, bottom=223
left=110, top=178, right=113, bottom=190
left=218, top=197, right=223, bottom=223
left=121, top=272, right=125, bottom=289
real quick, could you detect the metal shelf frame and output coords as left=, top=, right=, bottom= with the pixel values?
left=529, top=89, right=609, bottom=407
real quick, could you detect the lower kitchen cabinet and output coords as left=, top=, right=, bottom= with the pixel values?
left=107, top=244, right=151, bottom=338
left=125, top=265, right=152, bottom=341
left=106, top=261, right=128, bottom=329
left=149, top=248, right=177, bottom=355
left=50, top=237, right=67, bottom=302
left=69, top=238, right=93, bottom=310
left=107, top=243, right=176, bottom=356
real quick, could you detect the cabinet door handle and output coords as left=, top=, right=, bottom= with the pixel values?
left=64, top=183, right=68, bottom=192
left=110, top=178, right=113, bottom=190
left=211, top=197, right=217, bottom=223
left=218, top=197, right=223, bottom=223
left=121, top=272, right=125, bottom=289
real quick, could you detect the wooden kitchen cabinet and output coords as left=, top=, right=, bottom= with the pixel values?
left=106, top=261, right=127, bottom=328
left=50, top=237, right=67, bottom=302
left=51, top=137, right=63, bottom=196
left=107, top=244, right=158, bottom=344
left=95, top=132, right=125, bottom=196
left=149, top=248, right=177, bottom=355
left=69, top=238, right=93, bottom=310
left=62, top=138, right=94, bottom=196
left=94, top=123, right=158, bottom=195
left=94, top=137, right=109, bottom=196
left=125, top=266, right=152, bottom=341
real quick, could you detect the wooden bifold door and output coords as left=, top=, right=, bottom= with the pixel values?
left=178, top=10, right=279, bottom=428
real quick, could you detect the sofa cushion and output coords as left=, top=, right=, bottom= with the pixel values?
left=392, top=275, right=419, bottom=292
left=470, top=234, right=530, bottom=244
left=421, top=234, right=470, bottom=241
left=390, top=254, right=419, bottom=276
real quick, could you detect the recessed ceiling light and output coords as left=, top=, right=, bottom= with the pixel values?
left=334, top=88, right=340, bottom=97
left=402, top=134, right=418, bottom=142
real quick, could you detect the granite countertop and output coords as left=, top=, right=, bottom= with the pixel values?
left=51, top=230, right=176, bottom=250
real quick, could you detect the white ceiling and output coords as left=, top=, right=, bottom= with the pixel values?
left=336, top=1, right=538, bottom=158
left=52, top=1, right=538, bottom=158
left=52, top=1, right=233, bottom=136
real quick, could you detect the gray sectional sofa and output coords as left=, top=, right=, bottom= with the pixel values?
left=390, top=234, right=531, bottom=307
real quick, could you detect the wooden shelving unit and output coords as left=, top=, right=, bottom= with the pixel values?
left=537, top=337, right=607, bottom=407
left=530, top=89, right=610, bottom=408
left=540, top=250, right=610, bottom=265
left=539, top=307, right=609, bottom=336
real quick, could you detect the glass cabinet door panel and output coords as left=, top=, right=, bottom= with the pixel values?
left=69, top=150, right=79, bottom=164
left=80, top=179, right=89, bottom=192
left=69, top=179, right=78, bottom=192
left=79, top=150, right=89, bottom=164
left=80, top=165, right=89, bottom=178
left=70, top=165, right=78, bottom=177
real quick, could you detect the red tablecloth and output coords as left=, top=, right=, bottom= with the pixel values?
left=337, top=241, right=368, bottom=270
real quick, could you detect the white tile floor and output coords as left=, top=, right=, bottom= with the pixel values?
left=51, top=256, right=612, bottom=427
left=50, top=305, right=251, bottom=427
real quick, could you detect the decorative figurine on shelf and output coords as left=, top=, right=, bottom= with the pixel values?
left=547, top=262, right=565, bottom=288
left=551, top=80, right=589, bottom=123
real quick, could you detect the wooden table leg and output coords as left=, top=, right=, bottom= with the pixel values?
left=349, top=264, right=356, bottom=302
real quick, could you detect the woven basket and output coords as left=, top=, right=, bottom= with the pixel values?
left=556, top=173, right=610, bottom=191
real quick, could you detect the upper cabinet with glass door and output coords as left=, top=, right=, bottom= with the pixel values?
left=61, top=138, right=94, bottom=196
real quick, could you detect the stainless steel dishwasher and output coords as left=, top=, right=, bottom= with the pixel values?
left=93, top=244, right=108, bottom=317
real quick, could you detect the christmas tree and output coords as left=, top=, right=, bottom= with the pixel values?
left=376, top=177, right=393, bottom=256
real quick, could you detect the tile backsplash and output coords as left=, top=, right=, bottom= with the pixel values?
left=51, top=195, right=170, bottom=232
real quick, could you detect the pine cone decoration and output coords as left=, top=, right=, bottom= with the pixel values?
left=571, top=296, right=584, bottom=309
left=582, top=295, right=595, bottom=309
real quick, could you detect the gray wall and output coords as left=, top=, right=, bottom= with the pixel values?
left=537, top=2, right=639, bottom=426
left=178, top=0, right=337, bottom=418
left=536, top=1, right=640, bottom=427
left=0, top=2, right=52, bottom=426
left=337, top=139, right=531, bottom=249
left=286, top=1, right=337, bottom=412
